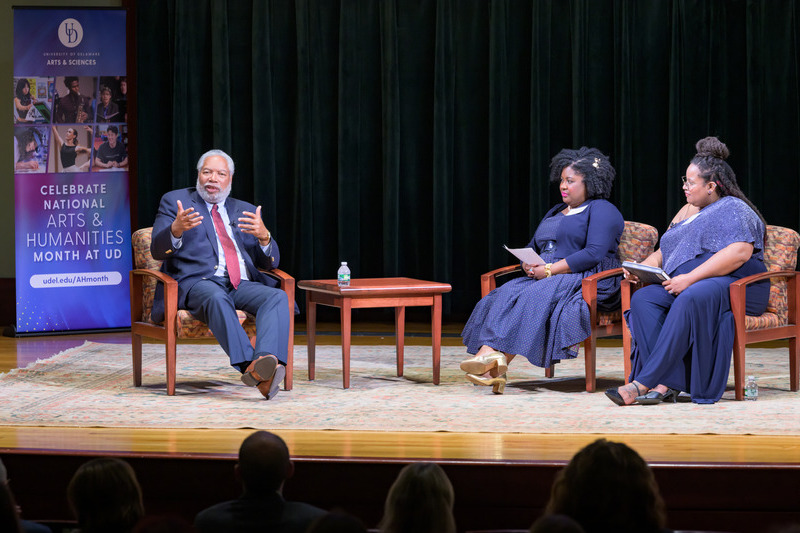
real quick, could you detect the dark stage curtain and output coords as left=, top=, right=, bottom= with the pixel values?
left=136, top=0, right=800, bottom=320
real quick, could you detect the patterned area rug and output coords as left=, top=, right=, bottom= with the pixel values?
left=0, top=342, right=798, bottom=434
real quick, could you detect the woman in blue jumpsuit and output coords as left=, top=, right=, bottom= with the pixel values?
left=607, top=137, right=769, bottom=405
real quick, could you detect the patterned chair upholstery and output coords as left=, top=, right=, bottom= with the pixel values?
left=130, top=227, right=295, bottom=395
left=480, top=221, right=658, bottom=392
left=730, top=225, right=800, bottom=400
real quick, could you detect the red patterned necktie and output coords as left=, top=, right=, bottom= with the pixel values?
left=211, top=204, right=241, bottom=289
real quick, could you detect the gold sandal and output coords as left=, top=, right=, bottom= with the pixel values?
left=460, top=351, right=508, bottom=375
left=466, top=372, right=507, bottom=394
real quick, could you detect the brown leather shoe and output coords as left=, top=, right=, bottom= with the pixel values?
left=256, top=364, right=286, bottom=400
left=240, top=354, right=278, bottom=387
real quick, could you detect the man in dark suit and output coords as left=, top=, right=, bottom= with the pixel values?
left=151, top=149, right=289, bottom=399
left=194, top=431, right=327, bottom=533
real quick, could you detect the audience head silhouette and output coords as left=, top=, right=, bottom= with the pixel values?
left=236, top=430, right=293, bottom=495
left=194, top=431, right=326, bottom=532
left=67, top=457, right=144, bottom=533
left=530, top=513, right=586, bottom=533
left=307, top=511, right=369, bottom=533
left=544, top=439, right=665, bottom=533
left=132, top=513, right=194, bottom=533
left=379, top=462, right=456, bottom=533
left=0, top=484, right=21, bottom=533
left=0, top=457, right=22, bottom=533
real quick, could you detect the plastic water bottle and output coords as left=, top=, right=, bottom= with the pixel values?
left=337, top=262, right=351, bottom=287
left=744, top=375, right=758, bottom=400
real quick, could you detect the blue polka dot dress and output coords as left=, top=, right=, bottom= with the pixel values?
left=462, top=212, right=621, bottom=368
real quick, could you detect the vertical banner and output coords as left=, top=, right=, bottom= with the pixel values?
left=13, top=9, right=131, bottom=333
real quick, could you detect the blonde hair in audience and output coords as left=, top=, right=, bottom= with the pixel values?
left=379, top=462, right=456, bottom=533
left=67, top=457, right=144, bottom=533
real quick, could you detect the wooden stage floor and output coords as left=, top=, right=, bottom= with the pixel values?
left=1, top=323, right=798, bottom=467
left=2, top=323, right=799, bottom=532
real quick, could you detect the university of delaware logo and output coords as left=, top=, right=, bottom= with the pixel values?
left=58, top=18, right=83, bottom=48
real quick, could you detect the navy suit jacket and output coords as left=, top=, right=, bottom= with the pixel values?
left=526, top=199, right=624, bottom=272
left=150, top=187, right=280, bottom=323
left=194, top=492, right=326, bottom=533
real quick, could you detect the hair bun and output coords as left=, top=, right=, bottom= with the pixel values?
left=695, top=136, right=730, bottom=160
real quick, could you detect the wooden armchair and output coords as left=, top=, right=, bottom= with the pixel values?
left=480, top=221, right=658, bottom=391
left=730, top=225, right=800, bottom=400
left=129, top=227, right=295, bottom=395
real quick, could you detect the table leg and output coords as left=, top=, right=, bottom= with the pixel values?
left=395, top=306, right=405, bottom=377
left=306, top=292, right=316, bottom=381
left=431, top=294, right=442, bottom=385
left=341, top=298, right=352, bottom=389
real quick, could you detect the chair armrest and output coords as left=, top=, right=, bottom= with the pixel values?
left=261, top=267, right=294, bottom=287
left=481, top=265, right=522, bottom=297
left=730, top=270, right=799, bottom=323
left=583, top=267, right=624, bottom=284
left=729, top=269, right=799, bottom=290
left=130, top=268, right=178, bottom=326
left=131, top=268, right=178, bottom=286
left=261, top=268, right=297, bottom=314
left=581, top=267, right=623, bottom=310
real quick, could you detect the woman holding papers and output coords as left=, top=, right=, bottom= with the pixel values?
left=606, top=137, right=768, bottom=405
left=461, top=147, right=624, bottom=393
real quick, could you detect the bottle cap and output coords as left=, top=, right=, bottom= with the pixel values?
left=341, top=262, right=347, bottom=266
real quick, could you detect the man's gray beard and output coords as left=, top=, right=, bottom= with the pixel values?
left=196, top=179, right=231, bottom=204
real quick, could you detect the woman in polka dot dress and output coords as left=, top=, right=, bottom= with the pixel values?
left=461, top=147, right=624, bottom=394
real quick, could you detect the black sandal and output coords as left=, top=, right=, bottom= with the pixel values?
left=635, top=388, right=679, bottom=405
left=605, top=381, right=648, bottom=406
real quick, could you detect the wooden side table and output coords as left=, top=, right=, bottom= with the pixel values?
left=297, top=277, right=452, bottom=388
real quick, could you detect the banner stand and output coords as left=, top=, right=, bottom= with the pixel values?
left=13, top=8, right=132, bottom=335
left=3, top=325, right=130, bottom=338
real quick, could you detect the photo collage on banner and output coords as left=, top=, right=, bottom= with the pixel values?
left=14, top=76, right=129, bottom=173
left=13, top=9, right=131, bottom=333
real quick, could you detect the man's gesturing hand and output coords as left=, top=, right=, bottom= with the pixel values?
left=170, top=199, right=203, bottom=238
left=238, top=206, right=271, bottom=246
